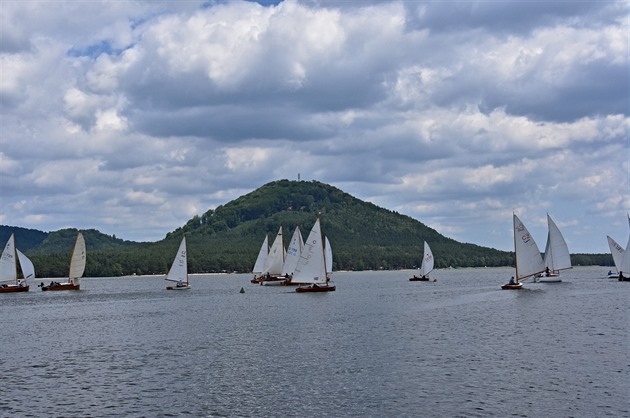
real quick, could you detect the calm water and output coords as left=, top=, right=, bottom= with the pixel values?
left=1, top=267, right=627, bottom=417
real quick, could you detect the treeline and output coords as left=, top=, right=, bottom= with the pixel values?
left=2, top=180, right=614, bottom=277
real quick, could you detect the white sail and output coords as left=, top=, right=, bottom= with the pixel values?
left=69, top=232, right=86, bottom=280
left=292, top=218, right=327, bottom=284
left=0, top=234, right=17, bottom=281
left=607, top=236, right=624, bottom=273
left=282, top=227, right=303, bottom=276
left=513, top=214, right=545, bottom=281
left=252, top=235, right=268, bottom=274
left=419, top=241, right=434, bottom=277
left=16, top=249, right=35, bottom=281
left=543, top=215, right=572, bottom=273
left=619, top=233, right=630, bottom=276
left=166, top=237, right=188, bottom=283
left=263, top=227, right=285, bottom=276
left=325, top=236, right=333, bottom=274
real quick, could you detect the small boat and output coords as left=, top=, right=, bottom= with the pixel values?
left=259, top=227, right=287, bottom=285
left=293, top=218, right=335, bottom=293
left=618, top=217, right=630, bottom=282
left=295, top=283, right=336, bottom=293
left=539, top=214, right=571, bottom=283
left=410, top=241, right=434, bottom=281
left=606, top=236, right=624, bottom=278
left=251, top=234, right=268, bottom=283
left=0, top=234, right=34, bottom=293
left=41, top=232, right=85, bottom=291
left=165, top=237, right=190, bottom=290
left=280, top=226, right=304, bottom=285
left=502, top=214, right=545, bottom=290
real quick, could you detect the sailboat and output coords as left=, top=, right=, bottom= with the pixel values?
left=0, top=234, right=33, bottom=293
left=539, top=214, right=571, bottom=283
left=294, top=218, right=335, bottom=292
left=410, top=241, right=434, bottom=281
left=606, top=236, right=624, bottom=279
left=502, top=214, right=545, bottom=290
left=251, top=234, right=268, bottom=284
left=259, top=227, right=287, bottom=285
left=325, top=236, right=333, bottom=277
left=279, top=226, right=304, bottom=285
left=618, top=218, right=630, bottom=282
left=41, top=232, right=85, bottom=291
left=165, top=237, right=189, bottom=290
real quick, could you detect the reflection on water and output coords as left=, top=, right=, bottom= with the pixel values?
left=1, top=267, right=627, bottom=417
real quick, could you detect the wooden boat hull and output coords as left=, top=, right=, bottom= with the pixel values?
left=0, top=285, right=29, bottom=293
left=41, top=283, right=80, bottom=291
left=166, top=285, right=191, bottom=290
left=409, top=276, right=429, bottom=281
left=501, top=283, right=523, bottom=290
left=296, top=284, right=336, bottom=293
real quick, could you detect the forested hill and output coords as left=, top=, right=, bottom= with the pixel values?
left=1, top=180, right=613, bottom=277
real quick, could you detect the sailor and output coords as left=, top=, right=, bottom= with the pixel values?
left=509, top=276, right=515, bottom=285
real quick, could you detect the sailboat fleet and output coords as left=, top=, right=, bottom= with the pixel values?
left=250, top=218, right=335, bottom=291
left=1, top=213, right=626, bottom=294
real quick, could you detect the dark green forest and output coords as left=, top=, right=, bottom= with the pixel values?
left=1, top=180, right=614, bottom=277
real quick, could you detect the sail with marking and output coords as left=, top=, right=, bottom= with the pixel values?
left=16, top=249, right=35, bottom=280
left=166, top=237, right=187, bottom=283
left=419, top=241, right=434, bottom=277
left=513, top=214, right=545, bottom=281
left=282, top=227, right=303, bottom=276
left=292, top=218, right=327, bottom=284
left=262, top=227, right=285, bottom=276
left=69, top=233, right=86, bottom=280
left=0, top=234, right=17, bottom=281
left=607, top=236, right=625, bottom=273
left=543, top=215, right=572, bottom=273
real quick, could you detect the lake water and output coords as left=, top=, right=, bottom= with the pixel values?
left=1, top=266, right=627, bottom=417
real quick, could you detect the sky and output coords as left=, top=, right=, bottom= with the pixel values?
left=0, top=0, right=628, bottom=253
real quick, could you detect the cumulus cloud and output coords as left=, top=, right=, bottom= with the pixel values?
left=0, top=0, right=627, bottom=252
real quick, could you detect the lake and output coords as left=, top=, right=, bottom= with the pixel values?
left=1, top=266, right=627, bottom=417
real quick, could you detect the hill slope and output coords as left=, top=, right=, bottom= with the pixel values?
left=1, top=180, right=612, bottom=276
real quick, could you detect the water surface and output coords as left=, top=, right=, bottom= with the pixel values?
left=1, top=267, right=627, bottom=417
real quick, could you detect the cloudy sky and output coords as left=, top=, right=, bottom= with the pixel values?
left=1, top=0, right=628, bottom=253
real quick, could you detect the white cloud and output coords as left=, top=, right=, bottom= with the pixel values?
left=0, top=0, right=627, bottom=251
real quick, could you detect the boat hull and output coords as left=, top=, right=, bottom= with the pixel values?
left=166, top=285, right=191, bottom=290
left=296, top=284, right=336, bottom=293
left=409, top=276, right=429, bottom=281
left=0, top=285, right=29, bottom=293
left=501, top=283, right=523, bottom=290
left=260, top=279, right=286, bottom=286
left=539, top=277, right=562, bottom=283
left=41, top=283, right=80, bottom=291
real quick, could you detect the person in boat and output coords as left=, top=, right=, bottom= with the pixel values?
left=619, top=271, right=625, bottom=281
left=312, top=283, right=319, bottom=288
left=508, top=276, right=515, bottom=285
left=608, top=270, right=613, bottom=275
left=545, top=267, right=550, bottom=276
left=177, top=280, right=185, bottom=287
